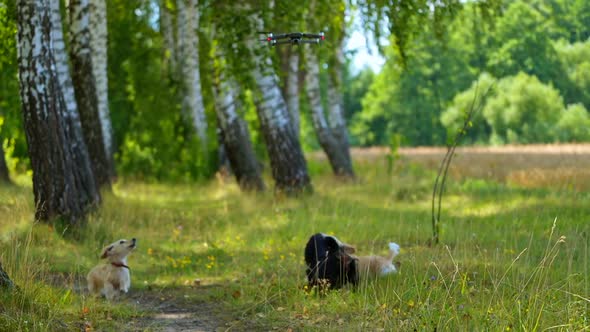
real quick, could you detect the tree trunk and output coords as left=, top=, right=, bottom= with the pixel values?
left=213, top=74, right=265, bottom=191
left=0, top=143, right=9, bottom=183
left=69, top=0, right=111, bottom=189
left=177, top=0, right=208, bottom=151
left=89, top=0, right=115, bottom=178
left=17, top=0, right=99, bottom=223
left=216, top=128, right=232, bottom=174
left=328, top=21, right=354, bottom=178
left=304, top=47, right=354, bottom=177
left=249, top=33, right=312, bottom=195
left=159, top=0, right=177, bottom=73
left=327, top=47, right=354, bottom=178
left=0, top=261, right=14, bottom=289
left=50, top=0, right=100, bottom=203
left=286, top=49, right=300, bottom=136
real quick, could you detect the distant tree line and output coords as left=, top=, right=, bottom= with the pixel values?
left=349, top=0, right=590, bottom=147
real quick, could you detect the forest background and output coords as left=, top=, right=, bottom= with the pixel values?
left=1, top=0, right=588, bottom=182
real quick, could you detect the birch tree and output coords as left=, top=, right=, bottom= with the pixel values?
left=17, top=0, right=99, bottom=223
left=213, top=62, right=265, bottom=191
left=304, top=46, right=354, bottom=177
left=159, top=0, right=177, bottom=73
left=177, top=0, right=208, bottom=151
left=286, top=48, right=301, bottom=136
left=247, top=17, right=312, bottom=194
left=50, top=0, right=100, bottom=202
left=327, top=34, right=354, bottom=177
left=0, top=144, right=9, bottom=183
left=69, top=0, right=111, bottom=189
left=89, top=0, right=115, bottom=177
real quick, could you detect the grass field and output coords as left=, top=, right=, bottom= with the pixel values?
left=1, top=144, right=589, bottom=331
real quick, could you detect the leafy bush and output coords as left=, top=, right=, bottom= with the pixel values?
left=483, top=72, right=565, bottom=144
left=557, top=103, right=590, bottom=142
left=440, top=72, right=496, bottom=144
left=555, top=39, right=590, bottom=108
left=443, top=72, right=579, bottom=145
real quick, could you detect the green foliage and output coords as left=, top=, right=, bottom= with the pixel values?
left=483, top=72, right=564, bottom=144
left=342, top=65, right=375, bottom=127
left=557, top=103, right=590, bottom=142
left=443, top=71, right=590, bottom=145
left=355, top=22, right=475, bottom=146
left=531, top=0, right=590, bottom=43
left=356, top=0, right=501, bottom=64
left=352, top=62, right=399, bottom=146
left=107, top=0, right=217, bottom=181
left=441, top=73, right=495, bottom=144
left=354, top=0, right=590, bottom=147
left=487, top=2, right=564, bottom=87
left=0, top=2, right=28, bottom=171
left=555, top=39, right=590, bottom=109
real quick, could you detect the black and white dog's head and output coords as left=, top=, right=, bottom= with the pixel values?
left=304, top=233, right=358, bottom=290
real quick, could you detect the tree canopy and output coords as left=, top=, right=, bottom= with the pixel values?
left=1, top=0, right=589, bottom=183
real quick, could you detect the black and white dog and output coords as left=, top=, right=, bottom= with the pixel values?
left=304, top=233, right=359, bottom=289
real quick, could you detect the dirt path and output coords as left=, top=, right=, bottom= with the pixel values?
left=123, top=286, right=233, bottom=332
left=48, top=273, right=244, bottom=332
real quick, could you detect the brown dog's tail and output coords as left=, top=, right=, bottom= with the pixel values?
left=386, top=242, right=400, bottom=262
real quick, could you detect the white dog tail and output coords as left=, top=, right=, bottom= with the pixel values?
left=386, top=242, right=400, bottom=261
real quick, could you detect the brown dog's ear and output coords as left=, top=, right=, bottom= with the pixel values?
left=342, top=244, right=356, bottom=254
left=100, top=245, right=114, bottom=259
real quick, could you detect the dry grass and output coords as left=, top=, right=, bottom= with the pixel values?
left=324, top=144, right=590, bottom=190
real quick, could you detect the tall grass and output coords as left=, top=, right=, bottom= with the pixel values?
left=0, top=150, right=588, bottom=330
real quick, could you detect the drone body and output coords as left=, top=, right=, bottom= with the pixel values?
left=260, top=31, right=325, bottom=46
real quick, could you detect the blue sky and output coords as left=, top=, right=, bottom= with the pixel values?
left=344, top=10, right=387, bottom=74
left=345, top=29, right=385, bottom=74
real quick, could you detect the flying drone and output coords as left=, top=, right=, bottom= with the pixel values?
left=259, top=31, right=325, bottom=46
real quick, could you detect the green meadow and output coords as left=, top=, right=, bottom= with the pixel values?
left=0, top=149, right=588, bottom=331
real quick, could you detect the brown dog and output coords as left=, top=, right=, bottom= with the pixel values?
left=353, top=242, right=400, bottom=279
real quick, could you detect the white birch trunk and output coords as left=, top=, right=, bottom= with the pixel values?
left=327, top=41, right=354, bottom=177
left=286, top=49, right=300, bottom=136
left=250, top=16, right=312, bottom=193
left=304, top=47, right=346, bottom=175
left=50, top=0, right=98, bottom=193
left=50, top=0, right=77, bottom=121
left=304, top=45, right=354, bottom=177
left=17, top=0, right=100, bottom=222
left=213, top=74, right=265, bottom=191
left=176, top=0, right=186, bottom=70
left=159, top=0, right=176, bottom=71
left=304, top=49, right=329, bottom=132
left=327, top=79, right=347, bottom=130
left=327, top=46, right=348, bottom=133
left=178, top=0, right=207, bottom=150
left=89, top=0, right=114, bottom=168
left=70, top=0, right=111, bottom=188
left=252, top=59, right=293, bottom=132
left=215, top=79, right=238, bottom=135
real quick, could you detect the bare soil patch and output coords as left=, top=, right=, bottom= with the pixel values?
left=123, top=286, right=232, bottom=332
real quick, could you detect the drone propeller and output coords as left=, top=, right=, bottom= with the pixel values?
left=270, top=39, right=320, bottom=46
left=301, top=32, right=325, bottom=40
